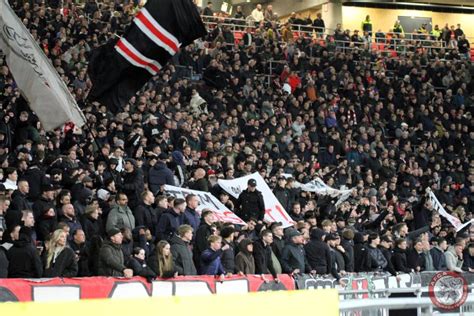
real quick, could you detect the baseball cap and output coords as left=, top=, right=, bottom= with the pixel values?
left=248, top=179, right=257, bottom=187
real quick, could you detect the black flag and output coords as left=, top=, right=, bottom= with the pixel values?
left=87, top=0, right=206, bottom=113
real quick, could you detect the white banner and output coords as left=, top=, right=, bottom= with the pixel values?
left=218, top=173, right=294, bottom=228
left=282, top=174, right=352, bottom=207
left=0, top=0, right=86, bottom=131
left=163, top=185, right=245, bottom=225
left=427, top=189, right=472, bottom=232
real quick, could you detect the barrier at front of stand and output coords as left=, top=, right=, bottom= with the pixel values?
left=0, top=275, right=295, bottom=302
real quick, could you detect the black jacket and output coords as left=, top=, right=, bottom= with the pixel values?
left=43, top=247, right=78, bottom=277
left=431, top=246, right=447, bottom=271
left=148, top=162, right=175, bottom=195
left=7, top=236, right=43, bottom=278
left=194, top=222, right=213, bottom=259
left=121, top=169, right=144, bottom=210
left=392, top=247, right=412, bottom=273
left=236, top=189, right=265, bottom=221
left=169, top=234, right=197, bottom=276
left=70, top=241, right=91, bottom=276
left=341, top=238, right=354, bottom=272
left=407, top=248, right=425, bottom=271
left=9, top=190, right=30, bottom=212
left=81, top=214, right=104, bottom=240
left=134, top=203, right=160, bottom=236
left=273, top=186, right=290, bottom=211
left=129, top=256, right=157, bottom=278
left=380, top=246, right=397, bottom=276
left=253, top=239, right=277, bottom=277
left=305, top=229, right=331, bottom=274
left=156, top=209, right=183, bottom=242
left=0, top=245, right=8, bottom=278
left=353, top=233, right=371, bottom=272
left=281, top=242, right=310, bottom=273
left=221, top=239, right=236, bottom=273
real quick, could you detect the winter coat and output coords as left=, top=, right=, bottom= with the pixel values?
left=106, top=205, right=135, bottom=232
left=170, top=234, right=197, bottom=276
left=183, top=207, right=200, bottom=232
left=281, top=242, right=310, bottom=273
left=156, top=209, right=184, bottom=242
left=98, top=240, right=126, bottom=276
left=305, top=229, right=332, bottom=274
left=407, top=248, right=426, bottom=271
left=236, top=189, right=265, bottom=222
left=253, top=239, right=277, bottom=277
left=128, top=256, right=157, bottom=278
left=353, top=233, right=371, bottom=272
left=70, top=241, right=90, bottom=277
left=341, top=238, right=354, bottom=272
left=43, top=247, right=78, bottom=277
left=392, top=247, right=412, bottom=273
left=379, top=246, right=397, bottom=276
left=0, top=245, right=8, bottom=278
left=445, top=246, right=463, bottom=273
left=221, top=239, right=236, bottom=273
left=7, top=236, right=43, bottom=278
left=81, top=214, right=104, bottom=240
left=430, top=246, right=447, bottom=271
left=148, top=162, right=175, bottom=195
left=200, top=248, right=226, bottom=275
left=134, top=203, right=160, bottom=236
left=121, top=169, right=144, bottom=210
left=273, top=186, right=290, bottom=211
left=368, top=245, right=388, bottom=271
left=235, top=239, right=255, bottom=274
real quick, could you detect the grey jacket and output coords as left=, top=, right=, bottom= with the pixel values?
left=106, top=205, right=135, bottom=232
left=170, top=234, right=197, bottom=276
left=445, top=246, right=463, bottom=273
left=98, top=240, right=126, bottom=276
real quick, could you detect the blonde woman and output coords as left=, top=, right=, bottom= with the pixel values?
left=43, top=229, right=78, bottom=277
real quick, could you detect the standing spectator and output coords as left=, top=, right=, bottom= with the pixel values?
left=253, top=230, right=278, bottom=280
left=305, top=228, right=332, bottom=274
left=235, top=238, right=255, bottom=275
left=281, top=230, right=312, bottom=274
left=0, top=196, right=6, bottom=231
left=81, top=204, right=103, bottom=240
left=189, top=168, right=209, bottom=192
left=70, top=229, right=90, bottom=277
left=32, top=184, right=56, bottom=223
left=3, top=167, right=18, bottom=191
left=7, top=227, right=43, bottom=278
left=202, top=2, right=214, bottom=17
left=367, top=233, right=388, bottom=272
left=59, top=204, right=82, bottom=240
left=148, top=154, right=175, bottom=195
left=462, top=243, right=474, bottom=272
left=273, top=177, right=290, bottom=212
left=430, top=237, right=448, bottom=271
left=106, top=192, right=135, bottom=232
left=149, top=241, right=177, bottom=278
left=379, top=235, right=397, bottom=276
left=43, top=229, right=78, bottom=277
left=270, top=222, right=285, bottom=260
left=341, top=229, right=355, bottom=272
left=454, top=23, right=464, bottom=39
left=236, top=179, right=265, bottom=222
left=98, top=228, right=133, bottom=277
left=200, top=235, right=228, bottom=279
left=264, top=5, right=277, bottom=23
left=407, top=238, right=426, bottom=272
left=445, top=242, right=464, bottom=273
left=9, top=179, right=30, bottom=214
left=313, top=13, right=325, bottom=37
left=234, top=5, right=245, bottom=20
left=194, top=210, right=215, bottom=269
left=184, top=194, right=201, bottom=232
left=121, top=158, right=144, bottom=210
left=170, top=225, right=197, bottom=276
left=251, top=4, right=264, bottom=23
left=0, top=239, right=7, bottom=277
left=392, top=238, right=413, bottom=273
left=458, top=35, right=470, bottom=59
left=127, top=247, right=156, bottom=278
left=134, top=190, right=160, bottom=236
left=156, top=198, right=186, bottom=242
left=353, top=232, right=371, bottom=272
left=220, top=226, right=236, bottom=274
left=361, top=15, right=372, bottom=36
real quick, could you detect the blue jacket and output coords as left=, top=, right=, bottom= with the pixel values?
left=184, top=207, right=200, bottom=232
left=148, top=162, right=175, bottom=195
left=200, top=248, right=226, bottom=275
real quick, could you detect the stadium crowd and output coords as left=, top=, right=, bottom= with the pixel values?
left=0, top=0, right=473, bottom=280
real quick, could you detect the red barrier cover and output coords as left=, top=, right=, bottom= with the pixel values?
left=0, top=274, right=295, bottom=302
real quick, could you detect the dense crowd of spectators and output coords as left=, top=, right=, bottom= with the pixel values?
left=0, top=0, right=473, bottom=281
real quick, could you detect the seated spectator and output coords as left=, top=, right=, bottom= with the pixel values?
left=43, top=229, right=78, bottom=277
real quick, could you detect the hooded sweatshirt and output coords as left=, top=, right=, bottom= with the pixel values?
left=235, top=239, right=255, bottom=274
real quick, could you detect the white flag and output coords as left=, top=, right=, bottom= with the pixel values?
left=427, top=189, right=472, bottom=232
left=218, top=173, right=294, bottom=228
left=0, top=0, right=86, bottom=131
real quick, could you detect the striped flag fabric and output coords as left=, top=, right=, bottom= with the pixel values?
left=87, top=0, right=206, bottom=113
